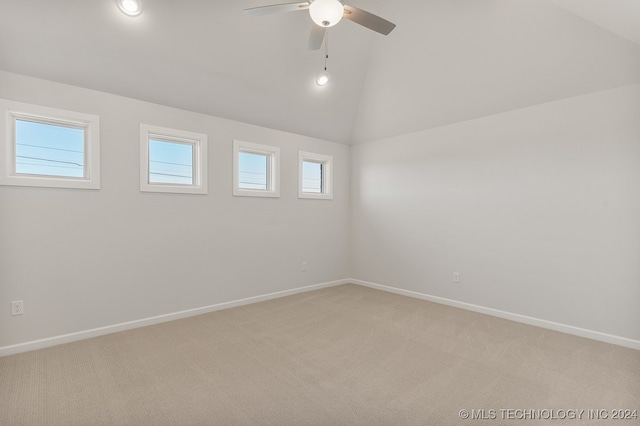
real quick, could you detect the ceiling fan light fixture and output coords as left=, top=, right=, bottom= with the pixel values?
left=316, top=71, right=330, bottom=86
left=116, top=0, right=142, bottom=16
left=309, top=0, right=344, bottom=27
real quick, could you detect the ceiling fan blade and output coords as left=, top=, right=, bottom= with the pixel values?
left=244, top=2, right=310, bottom=17
left=342, top=5, right=396, bottom=35
left=308, top=25, right=326, bottom=50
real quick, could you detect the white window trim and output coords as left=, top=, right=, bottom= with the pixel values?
left=140, top=124, right=208, bottom=195
left=298, top=151, right=333, bottom=200
left=233, top=140, right=280, bottom=198
left=0, top=99, right=100, bottom=190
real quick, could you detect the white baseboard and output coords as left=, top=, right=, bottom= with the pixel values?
left=3, top=278, right=638, bottom=357
left=0, top=279, right=349, bottom=357
left=350, top=279, right=640, bottom=351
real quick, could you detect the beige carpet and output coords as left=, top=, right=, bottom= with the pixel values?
left=1, top=284, right=639, bottom=425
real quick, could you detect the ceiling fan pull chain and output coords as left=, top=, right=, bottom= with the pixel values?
left=325, top=30, right=329, bottom=71
left=316, top=28, right=331, bottom=86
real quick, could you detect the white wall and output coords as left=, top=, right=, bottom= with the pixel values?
left=351, top=84, right=640, bottom=342
left=2, top=71, right=639, bottom=351
left=0, top=71, right=350, bottom=348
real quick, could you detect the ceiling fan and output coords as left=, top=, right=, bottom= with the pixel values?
left=244, top=0, right=396, bottom=50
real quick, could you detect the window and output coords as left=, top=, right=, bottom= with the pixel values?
left=238, top=151, right=268, bottom=190
left=140, top=124, right=207, bottom=194
left=0, top=99, right=100, bottom=189
left=233, top=140, right=280, bottom=197
left=298, top=151, right=333, bottom=200
left=301, top=161, right=322, bottom=193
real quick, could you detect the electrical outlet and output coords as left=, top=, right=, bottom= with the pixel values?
left=11, top=300, right=24, bottom=316
left=302, top=262, right=308, bottom=272
left=453, top=272, right=460, bottom=283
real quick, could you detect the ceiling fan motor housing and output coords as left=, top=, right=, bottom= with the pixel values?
left=244, top=1, right=396, bottom=38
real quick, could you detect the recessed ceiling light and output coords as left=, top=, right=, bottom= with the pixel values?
left=116, top=0, right=142, bottom=16
left=316, top=71, right=330, bottom=86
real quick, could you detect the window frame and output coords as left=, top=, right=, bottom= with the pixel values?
left=139, top=124, right=208, bottom=195
left=298, top=151, right=333, bottom=200
left=0, top=99, right=100, bottom=190
left=233, top=140, right=280, bottom=198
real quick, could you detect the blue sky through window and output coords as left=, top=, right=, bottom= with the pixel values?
left=302, top=160, right=322, bottom=193
left=238, top=152, right=268, bottom=190
left=149, top=139, right=193, bottom=185
left=15, top=119, right=85, bottom=178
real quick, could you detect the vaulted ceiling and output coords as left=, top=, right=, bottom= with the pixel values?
left=1, top=0, right=639, bottom=144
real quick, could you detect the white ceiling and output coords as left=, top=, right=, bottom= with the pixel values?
left=0, top=0, right=639, bottom=144
left=549, top=0, right=640, bottom=46
left=351, top=0, right=640, bottom=143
